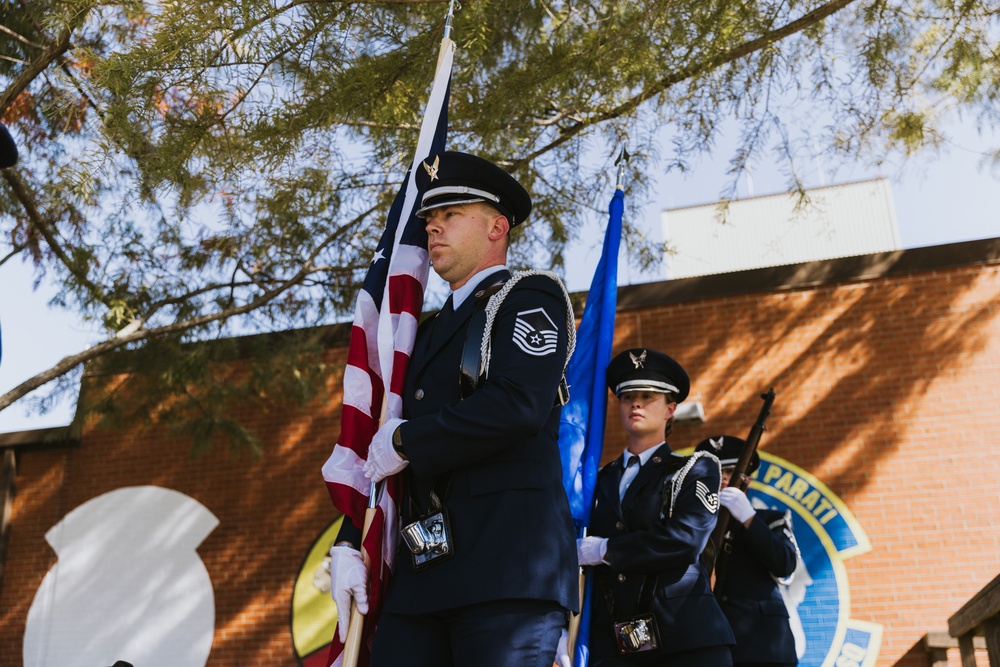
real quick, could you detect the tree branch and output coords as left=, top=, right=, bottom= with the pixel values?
left=1, top=170, right=113, bottom=312
left=319, top=0, right=446, bottom=3
left=0, top=241, right=26, bottom=268
left=0, top=23, right=46, bottom=49
left=0, top=202, right=380, bottom=415
left=0, top=261, right=322, bottom=414
left=0, top=20, right=79, bottom=115
left=512, top=0, right=860, bottom=169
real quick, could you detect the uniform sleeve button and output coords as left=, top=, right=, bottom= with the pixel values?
left=616, top=574, right=626, bottom=583
left=415, top=389, right=425, bottom=400
left=615, top=521, right=625, bottom=531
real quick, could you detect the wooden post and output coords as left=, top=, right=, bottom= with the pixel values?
left=949, top=573, right=1000, bottom=667
left=984, top=616, right=1000, bottom=667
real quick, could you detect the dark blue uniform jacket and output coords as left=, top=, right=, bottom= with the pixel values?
left=340, top=270, right=579, bottom=615
left=588, top=446, right=735, bottom=662
left=716, top=508, right=799, bottom=664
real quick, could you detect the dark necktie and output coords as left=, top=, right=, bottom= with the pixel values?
left=432, top=295, right=454, bottom=345
left=618, top=454, right=640, bottom=502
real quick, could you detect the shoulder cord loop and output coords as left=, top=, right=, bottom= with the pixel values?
left=477, top=269, right=577, bottom=380
left=668, top=451, right=721, bottom=518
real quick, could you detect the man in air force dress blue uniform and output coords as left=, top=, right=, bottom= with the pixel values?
left=329, top=152, right=578, bottom=667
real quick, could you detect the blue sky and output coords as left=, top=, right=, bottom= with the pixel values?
left=2, top=120, right=999, bottom=433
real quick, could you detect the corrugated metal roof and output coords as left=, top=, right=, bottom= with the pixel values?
left=661, top=178, right=902, bottom=278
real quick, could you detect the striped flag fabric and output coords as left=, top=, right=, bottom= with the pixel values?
left=557, top=182, right=625, bottom=667
left=321, top=38, right=454, bottom=667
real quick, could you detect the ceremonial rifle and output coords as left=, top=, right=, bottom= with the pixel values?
left=701, top=387, right=776, bottom=595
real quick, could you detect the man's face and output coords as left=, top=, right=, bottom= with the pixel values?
left=423, top=203, right=504, bottom=288
left=617, top=391, right=676, bottom=440
left=720, top=466, right=735, bottom=489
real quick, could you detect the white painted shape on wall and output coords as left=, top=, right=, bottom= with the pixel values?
left=23, top=486, right=219, bottom=667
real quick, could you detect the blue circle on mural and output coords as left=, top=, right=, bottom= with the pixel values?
left=747, top=454, right=881, bottom=667
left=747, top=485, right=840, bottom=665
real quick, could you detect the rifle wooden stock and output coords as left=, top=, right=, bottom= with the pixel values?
left=702, top=388, right=776, bottom=587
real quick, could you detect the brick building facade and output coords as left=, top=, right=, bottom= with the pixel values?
left=2, top=237, right=998, bottom=666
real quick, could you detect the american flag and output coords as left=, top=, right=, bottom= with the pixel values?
left=321, top=39, right=454, bottom=667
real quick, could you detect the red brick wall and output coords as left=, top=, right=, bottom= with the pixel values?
left=2, top=253, right=998, bottom=667
left=1, top=360, right=350, bottom=667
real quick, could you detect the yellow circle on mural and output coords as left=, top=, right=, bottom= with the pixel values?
left=291, top=516, right=343, bottom=667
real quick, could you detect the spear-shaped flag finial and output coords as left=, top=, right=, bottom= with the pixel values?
left=615, top=145, right=631, bottom=191
left=444, top=0, right=458, bottom=40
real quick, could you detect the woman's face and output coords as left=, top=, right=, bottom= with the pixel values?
left=617, top=390, right=677, bottom=441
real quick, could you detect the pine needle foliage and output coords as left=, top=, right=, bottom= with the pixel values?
left=2, top=0, right=999, bottom=452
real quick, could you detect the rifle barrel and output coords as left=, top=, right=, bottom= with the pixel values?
left=703, top=388, right=776, bottom=585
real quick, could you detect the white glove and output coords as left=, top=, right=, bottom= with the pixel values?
left=329, top=545, right=369, bottom=643
left=720, top=486, right=756, bottom=524
left=555, top=627, right=572, bottom=667
left=363, top=417, right=408, bottom=482
left=577, top=536, right=609, bottom=566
